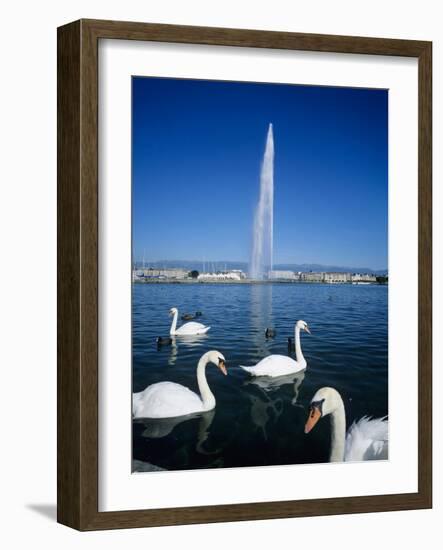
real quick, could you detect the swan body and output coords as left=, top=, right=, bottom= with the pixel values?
left=241, top=354, right=303, bottom=377
left=133, top=382, right=205, bottom=418
left=240, top=320, right=310, bottom=377
left=169, top=307, right=210, bottom=335
left=132, top=350, right=226, bottom=419
left=305, top=387, right=388, bottom=462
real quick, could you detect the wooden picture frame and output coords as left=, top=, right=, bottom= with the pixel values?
left=57, top=19, right=432, bottom=530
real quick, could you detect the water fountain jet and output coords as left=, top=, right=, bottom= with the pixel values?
left=250, top=123, right=274, bottom=280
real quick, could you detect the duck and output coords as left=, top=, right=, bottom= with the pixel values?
left=181, top=311, right=203, bottom=321
left=304, top=387, right=388, bottom=462
left=181, top=313, right=195, bottom=321
left=132, top=351, right=226, bottom=418
left=265, top=328, right=276, bottom=338
left=156, top=336, right=173, bottom=346
left=169, top=307, right=210, bottom=335
left=240, top=320, right=311, bottom=377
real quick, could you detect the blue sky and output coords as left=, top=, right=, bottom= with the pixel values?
left=132, top=77, right=388, bottom=270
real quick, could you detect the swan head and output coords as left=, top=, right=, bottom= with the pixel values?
left=169, top=307, right=178, bottom=316
left=296, top=320, right=311, bottom=334
left=206, top=350, right=227, bottom=375
left=304, top=387, right=342, bottom=433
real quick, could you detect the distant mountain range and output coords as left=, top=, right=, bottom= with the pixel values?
left=135, top=259, right=387, bottom=275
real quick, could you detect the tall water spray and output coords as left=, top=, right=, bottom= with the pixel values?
left=250, top=123, right=274, bottom=280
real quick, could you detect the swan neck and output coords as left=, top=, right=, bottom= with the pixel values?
left=295, top=326, right=306, bottom=365
left=197, top=354, right=215, bottom=411
left=330, top=401, right=346, bottom=462
left=170, top=310, right=178, bottom=335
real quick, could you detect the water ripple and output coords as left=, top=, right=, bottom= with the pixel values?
left=132, top=283, right=388, bottom=470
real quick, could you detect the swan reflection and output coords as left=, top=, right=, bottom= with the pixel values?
left=245, top=370, right=306, bottom=406
left=132, top=459, right=165, bottom=473
left=195, top=409, right=220, bottom=455
left=138, top=412, right=200, bottom=439
left=176, top=333, right=210, bottom=347
left=166, top=336, right=178, bottom=365
left=157, top=334, right=210, bottom=366
left=242, top=369, right=307, bottom=439
left=136, top=409, right=220, bottom=457
left=245, top=387, right=283, bottom=440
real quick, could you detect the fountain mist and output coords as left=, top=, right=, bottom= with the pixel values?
left=250, top=123, right=274, bottom=280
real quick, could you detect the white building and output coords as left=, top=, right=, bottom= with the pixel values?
left=134, top=268, right=188, bottom=280
left=351, top=273, right=377, bottom=283
left=300, top=272, right=325, bottom=283
left=324, top=272, right=351, bottom=283
left=269, top=270, right=298, bottom=280
left=197, top=271, right=244, bottom=281
left=230, top=269, right=247, bottom=279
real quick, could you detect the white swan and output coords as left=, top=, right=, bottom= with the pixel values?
left=169, top=307, right=210, bottom=335
left=240, top=320, right=311, bottom=377
left=304, top=387, right=388, bottom=462
left=132, top=351, right=226, bottom=418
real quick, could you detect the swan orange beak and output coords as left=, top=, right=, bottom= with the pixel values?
left=305, top=326, right=311, bottom=334
left=218, top=360, right=227, bottom=376
left=304, top=406, right=321, bottom=433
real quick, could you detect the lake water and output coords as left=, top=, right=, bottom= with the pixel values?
left=132, top=282, right=388, bottom=470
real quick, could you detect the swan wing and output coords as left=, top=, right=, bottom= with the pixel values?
left=345, top=416, right=389, bottom=462
left=133, top=382, right=203, bottom=419
left=175, top=322, right=210, bottom=335
left=240, top=355, right=303, bottom=377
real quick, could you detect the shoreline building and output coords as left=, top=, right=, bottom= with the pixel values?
left=133, top=267, right=188, bottom=281
left=197, top=270, right=246, bottom=281
left=298, top=271, right=379, bottom=284
left=324, top=272, right=351, bottom=284
left=300, top=272, right=325, bottom=283
left=269, top=270, right=298, bottom=281
left=132, top=265, right=381, bottom=284
left=351, top=273, right=377, bottom=283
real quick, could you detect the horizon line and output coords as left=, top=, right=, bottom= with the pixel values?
left=133, top=258, right=388, bottom=271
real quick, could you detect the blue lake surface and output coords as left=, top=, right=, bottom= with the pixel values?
left=132, top=283, right=388, bottom=470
